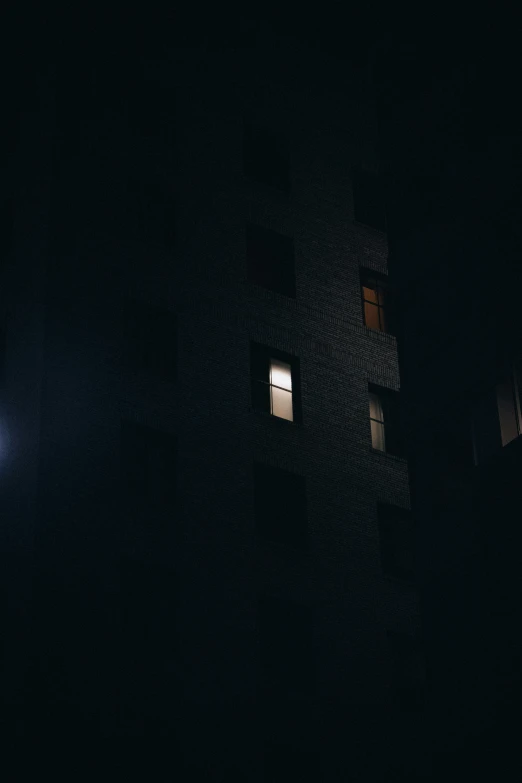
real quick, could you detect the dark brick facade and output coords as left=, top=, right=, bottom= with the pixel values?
left=1, top=22, right=422, bottom=779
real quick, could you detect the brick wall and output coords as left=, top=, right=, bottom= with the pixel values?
left=6, top=28, right=422, bottom=777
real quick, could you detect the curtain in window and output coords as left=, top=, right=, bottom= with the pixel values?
left=369, top=392, right=385, bottom=451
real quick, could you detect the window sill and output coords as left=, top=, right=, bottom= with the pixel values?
left=251, top=408, right=303, bottom=427
left=353, top=219, right=387, bottom=237
left=363, top=325, right=397, bottom=343
left=370, top=447, right=407, bottom=464
left=246, top=280, right=297, bottom=301
left=473, top=431, right=522, bottom=469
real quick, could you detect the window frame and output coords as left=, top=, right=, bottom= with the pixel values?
left=257, top=593, right=314, bottom=694
left=246, top=222, right=296, bottom=298
left=352, top=168, right=387, bottom=232
left=369, top=390, right=386, bottom=451
left=368, top=383, right=404, bottom=458
left=120, top=418, right=177, bottom=522
left=386, top=629, right=425, bottom=713
left=377, top=503, right=415, bottom=583
left=360, top=268, right=392, bottom=334
left=243, top=119, right=291, bottom=193
left=126, top=177, right=176, bottom=250
left=253, top=462, right=308, bottom=551
left=123, top=298, right=177, bottom=381
left=250, top=341, right=302, bottom=424
left=471, top=356, right=522, bottom=465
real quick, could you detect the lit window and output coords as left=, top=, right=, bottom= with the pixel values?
left=472, top=357, right=522, bottom=464
left=251, top=342, right=301, bottom=423
left=496, top=376, right=520, bottom=446
left=369, top=384, right=404, bottom=457
left=360, top=268, right=392, bottom=333
left=369, top=392, right=385, bottom=451
left=269, top=358, right=293, bottom=421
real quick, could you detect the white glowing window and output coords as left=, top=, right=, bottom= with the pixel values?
left=369, top=392, right=385, bottom=451
left=269, top=358, right=293, bottom=421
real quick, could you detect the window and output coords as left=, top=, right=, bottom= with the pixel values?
left=369, top=391, right=385, bottom=451
left=120, top=559, right=178, bottom=655
left=377, top=504, right=414, bottom=581
left=250, top=342, right=301, bottom=423
left=123, top=299, right=177, bottom=380
left=263, top=739, right=320, bottom=783
left=243, top=120, right=291, bottom=192
left=253, top=463, right=307, bottom=549
left=247, top=223, right=295, bottom=297
left=472, top=358, right=522, bottom=464
left=387, top=631, right=425, bottom=712
left=352, top=168, right=386, bottom=231
left=369, top=384, right=404, bottom=457
left=360, top=268, right=393, bottom=334
left=120, top=420, right=177, bottom=519
left=126, top=178, right=175, bottom=250
left=258, top=595, right=314, bottom=696
left=118, top=558, right=178, bottom=715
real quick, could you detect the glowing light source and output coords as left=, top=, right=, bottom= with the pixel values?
left=269, top=358, right=293, bottom=421
left=369, top=392, right=385, bottom=451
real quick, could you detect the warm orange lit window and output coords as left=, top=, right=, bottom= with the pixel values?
left=361, top=270, right=390, bottom=333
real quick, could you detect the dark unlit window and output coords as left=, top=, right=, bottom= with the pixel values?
left=126, top=178, right=175, bottom=249
left=258, top=594, right=314, bottom=695
left=120, top=420, right=177, bottom=517
left=387, top=631, right=425, bottom=712
left=253, top=462, right=307, bottom=549
left=123, top=299, right=177, bottom=380
left=369, top=384, right=404, bottom=457
left=247, top=223, right=295, bottom=297
left=119, top=559, right=178, bottom=675
left=472, top=358, right=522, bottom=464
left=263, top=740, right=320, bottom=783
left=243, top=121, right=291, bottom=192
left=352, top=169, right=386, bottom=231
left=360, top=268, right=393, bottom=334
left=378, top=503, right=414, bottom=581
left=250, top=342, right=301, bottom=423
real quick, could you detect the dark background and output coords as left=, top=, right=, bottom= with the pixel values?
left=2, top=6, right=521, bottom=781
